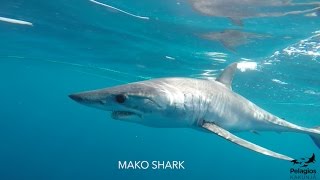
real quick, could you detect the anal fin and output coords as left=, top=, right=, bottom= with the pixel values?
left=202, top=122, right=293, bottom=161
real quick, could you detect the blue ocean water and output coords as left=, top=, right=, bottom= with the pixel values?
left=1, top=0, right=320, bottom=179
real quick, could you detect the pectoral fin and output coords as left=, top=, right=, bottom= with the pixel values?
left=202, top=122, right=294, bottom=161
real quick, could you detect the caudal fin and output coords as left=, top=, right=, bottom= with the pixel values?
left=310, top=126, right=320, bottom=149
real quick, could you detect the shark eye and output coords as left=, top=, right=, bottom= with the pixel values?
left=115, top=94, right=127, bottom=104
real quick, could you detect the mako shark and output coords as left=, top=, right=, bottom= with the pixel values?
left=69, top=62, right=320, bottom=161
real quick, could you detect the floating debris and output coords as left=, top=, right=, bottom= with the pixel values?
left=272, top=79, right=288, bottom=85
left=0, top=16, right=33, bottom=26
left=89, top=0, right=150, bottom=20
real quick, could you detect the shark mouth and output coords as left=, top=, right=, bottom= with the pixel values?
left=111, top=111, right=141, bottom=119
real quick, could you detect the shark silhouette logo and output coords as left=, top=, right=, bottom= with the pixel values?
left=291, top=153, right=316, bottom=167
left=290, top=153, right=316, bottom=179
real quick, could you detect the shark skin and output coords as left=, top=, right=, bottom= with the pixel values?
left=69, top=62, right=320, bottom=161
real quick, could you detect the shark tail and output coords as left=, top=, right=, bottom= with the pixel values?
left=309, top=126, right=320, bottom=149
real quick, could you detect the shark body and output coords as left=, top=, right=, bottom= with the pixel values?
left=69, top=62, right=320, bottom=161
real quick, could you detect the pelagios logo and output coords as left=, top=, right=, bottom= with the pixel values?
left=290, top=153, right=316, bottom=179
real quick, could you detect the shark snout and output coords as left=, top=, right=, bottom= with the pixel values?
left=69, top=94, right=84, bottom=103
left=68, top=92, right=107, bottom=107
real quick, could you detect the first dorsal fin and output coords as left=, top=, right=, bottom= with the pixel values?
left=216, top=62, right=238, bottom=89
